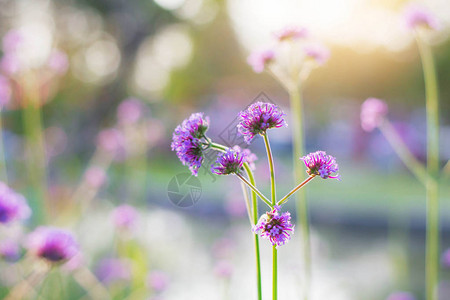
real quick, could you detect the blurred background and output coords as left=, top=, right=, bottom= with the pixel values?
left=0, top=0, right=449, bottom=299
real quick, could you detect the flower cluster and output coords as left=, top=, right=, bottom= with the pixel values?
left=238, top=102, right=287, bottom=143
left=253, top=205, right=294, bottom=248
left=211, top=148, right=246, bottom=175
left=0, top=182, right=31, bottom=224
left=403, top=4, right=440, bottom=31
left=112, top=204, right=137, bottom=231
left=171, top=113, right=210, bottom=176
left=26, top=226, right=79, bottom=263
left=360, top=97, right=388, bottom=132
left=247, top=49, right=275, bottom=73
left=301, top=151, right=339, bottom=179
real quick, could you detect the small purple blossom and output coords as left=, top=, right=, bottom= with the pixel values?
left=304, top=43, right=330, bottom=65
left=253, top=205, right=294, bottom=248
left=404, top=4, right=440, bottom=31
left=0, top=182, right=31, bottom=224
left=441, top=248, right=450, bottom=268
left=84, top=166, right=107, bottom=189
left=0, top=75, right=11, bottom=107
left=48, top=50, right=69, bottom=75
left=211, top=148, right=245, bottom=175
left=301, top=151, right=339, bottom=179
left=386, top=291, right=416, bottom=300
left=147, top=270, right=169, bottom=292
left=26, top=226, right=79, bottom=263
left=117, top=98, right=144, bottom=125
left=361, top=98, right=388, bottom=132
left=247, top=49, right=275, bottom=73
left=233, top=146, right=258, bottom=170
left=171, top=113, right=210, bottom=176
left=112, top=204, right=138, bottom=231
left=238, top=102, right=287, bottom=144
left=97, top=128, right=126, bottom=158
left=0, top=239, right=21, bottom=262
left=95, top=258, right=131, bottom=284
left=2, top=30, right=23, bottom=54
left=0, top=53, right=21, bottom=76
left=274, top=26, right=309, bottom=41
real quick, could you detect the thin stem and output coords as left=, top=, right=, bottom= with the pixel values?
left=379, top=120, right=428, bottom=185
left=277, top=175, right=316, bottom=206
left=416, top=33, right=440, bottom=300
left=210, top=142, right=228, bottom=152
left=243, top=162, right=262, bottom=300
left=262, top=133, right=277, bottom=300
left=240, top=181, right=253, bottom=225
left=235, top=173, right=272, bottom=208
left=289, top=86, right=310, bottom=300
left=0, top=108, right=7, bottom=182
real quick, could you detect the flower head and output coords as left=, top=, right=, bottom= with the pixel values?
left=247, top=49, right=275, bottom=73
left=301, top=151, right=339, bottom=179
left=95, top=258, right=131, bottom=284
left=386, top=292, right=416, bottom=300
left=0, top=239, right=21, bottom=262
left=147, top=270, right=169, bottom=292
left=360, top=98, right=388, bottom=132
left=97, top=128, right=126, bottom=158
left=274, top=26, right=308, bottom=41
left=171, top=113, right=210, bottom=176
left=404, top=4, right=440, bottom=31
left=2, top=30, right=23, bottom=54
left=26, top=226, right=79, bottom=263
left=112, top=204, right=137, bottom=231
left=0, top=75, right=11, bottom=107
left=0, top=182, right=31, bottom=224
left=117, top=98, right=144, bottom=125
left=304, top=43, right=330, bottom=65
left=48, top=50, right=69, bottom=75
left=211, top=148, right=245, bottom=175
left=441, top=248, right=450, bottom=269
left=84, top=166, right=107, bottom=189
left=233, top=145, right=258, bottom=170
left=253, top=205, right=294, bottom=248
left=238, top=102, right=287, bottom=144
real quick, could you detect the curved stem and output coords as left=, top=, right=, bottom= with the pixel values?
left=235, top=173, right=272, bottom=208
left=416, top=33, right=440, bottom=300
left=243, top=162, right=262, bottom=300
left=289, top=86, right=310, bottom=300
left=277, top=175, right=316, bottom=206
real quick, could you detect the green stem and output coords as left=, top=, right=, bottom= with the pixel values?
left=262, top=133, right=277, bottom=300
left=289, top=86, right=310, bottom=300
left=0, top=109, right=8, bottom=182
left=416, top=34, right=440, bottom=300
left=379, top=120, right=428, bottom=185
left=235, top=173, right=272, bottom=208
left=243, top=162, right=262, bottom=300
left=277, top=175, right=315, bottom=206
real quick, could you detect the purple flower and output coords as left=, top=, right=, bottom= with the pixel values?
left=112, top=204, right=137, bottom=231
left=253, top=205, right=294, bottom=248
left=0, top=182, right=31, bottom=224
left=2, top=30, right=23, bottom=54
left=238, top=102, right=287, bottom=144
left=386, top=291, right=416, bottom=300
left=274, top=26, right=309, bottom=41
left=441, top=248, right=450, bottom=268
left=147, top=270, right=169, bottom=292
left=0, top=75, right=11, bottom=107
left=84, top=166, right=107, bottom=189
left=247, top=49, right=275, bottom=73
left=300, top=151, right=339, bottom=179
left=404, top=4, right=440, bottom=31
left=304, top=43, right=330, bottom=65
left=361, top=98, right=388, bottom=132
left=0, top=53, right=21, bottom=76
left=171, top=113, right=210, bottom=176
left=97, top=128, right=126, bottom=159
left=26, top=226, right=79, bottom=263
left=95, top=258, right=131, bottom=284
left=0, top=239, right=21, bottom=262
left=233, top=146, right=258, bottom=170
left=211, top=148, right=245, bottom=175
left=117, top=98, right=144, bottom=125
left=48, top=50, right=69, bottom=75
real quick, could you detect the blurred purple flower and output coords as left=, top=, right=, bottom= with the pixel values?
left=84, top=166, right=107, bottom=189
left=214, top=260, right=233, bottom=278
left=2, top=30, right=23, bottom=54
left=0, top=53, right=21, bottom=76
left=441, top=248, right=450, bottom=268
left=0, top=182, right=31, bottom=224
left=117, top=98, right=144, bottom=125
left=97, top=128, right=126, bottom=158
left=211, top=147, right=245, bottom=175
left=233, top=145, right=257, bottom=170
left=404, top=4, right=440, bottom=31
left=361, top=98, right=388, bottom=132
left=0, top=75, right=11, bottom=107
left=253, top=205, right=294, bottom=248
left=48, top=50, right=69, bottom=75
left=274, top=26, right=308, bottom=41
left=247, top=49, right=275, bottom=73
left=0, top=239, right=21, bottom=262
left=171, top=113, right=210, bottom=176
left=301, top=151, right=340, bottom=180
left=147, top=270, right=169, bottom=292
left=95, top=258, right=131, bottom=284
left=112, top=204, right=137, bottom=231
left=26, top=226, right=79, bottom=263
left=386, top=291, right=416, bottom=300
left=304, top=43, right=330, bottom=65
left=238, top=102, right=287, bottom=144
